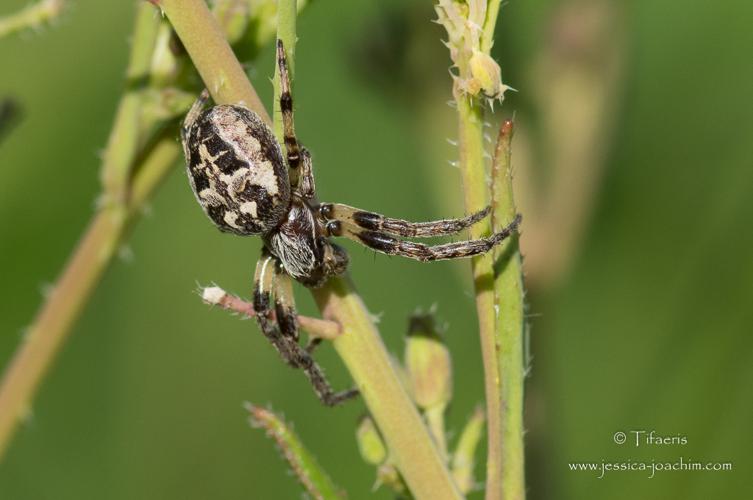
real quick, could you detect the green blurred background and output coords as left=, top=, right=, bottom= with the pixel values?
left=1, top=0, right=751, bottom=498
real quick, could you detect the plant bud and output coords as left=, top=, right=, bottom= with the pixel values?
left=405, top=312, right=452, bottom=410
left=469, top=49, right=506, bottom=99
left=356, top=415, right=387, bottom=465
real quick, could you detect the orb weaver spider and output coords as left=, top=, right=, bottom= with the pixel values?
left=181, top=40, right=521, bottom=405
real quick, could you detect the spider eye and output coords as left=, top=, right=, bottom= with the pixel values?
left=325, top=220, right=343, bottom=237
left=319, top=203, right=334, bottom=219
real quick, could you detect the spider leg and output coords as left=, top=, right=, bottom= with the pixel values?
left=253, top=253, right=298, bottom=366
left=276, top=39, right=304, bottom=190
left=319, top=203, right=491, bottom=238
left=298, top=147, right=316, bottom=199
left=305, top=337, right=323, bottom=354
left=181, top=89, right=210, bottom=156
left=272, top=264, right=299, bottom=342
left=253, top=251, right=358, bottom=405
left=327, top=213, right=522, bottom=262
left=270, top=266, right=358, bottom=406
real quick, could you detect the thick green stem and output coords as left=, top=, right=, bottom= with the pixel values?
left=454, top=90, right=504, bottom=500
left=313, top=280, right=461, bottom=499
left=156, top=1, right=461, bottom=497
left=491, top=121, right=525, bottom=500
left=158, top=0, right=268, bottom=121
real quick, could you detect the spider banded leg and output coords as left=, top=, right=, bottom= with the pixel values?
left=253, top=254, right=298, bottom=366
left=273, top=266, right=299, bottom=342
left=270, top=267, right=358, bottom=406
left=276, top=39, right=303, bottom=189
left=272, top=268, right=330, bottom=353
left=253, top=252, right=358, bottom=406
left=328, top=213, right=523, bottom=262
left=299, top=147, right=315, bottom=199
left=319, top=203, right=492, bottom=238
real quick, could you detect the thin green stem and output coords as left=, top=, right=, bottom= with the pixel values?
left=481, top=0, right=501, bottom=54
left=200, top=285, right=343, bottom=340
left=273, top=0, right=296, bottom=140
left=491, top=121, right=525, bottom=500
left=247, top=404, right=346, bottom=500
left=101, top=2, right=161, bottom=204
left=454, top=89, right=504, bottom=500
left=156, top=2, right=461, bottom=496
left=425, top=404, right=448, bottom=460
left=0, top=133, right=180, bottom=461
left=451, top=406, right=485, bottom=495
left=0, top=0, right=64, bottom=38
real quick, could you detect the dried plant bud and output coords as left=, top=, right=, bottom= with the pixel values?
left=356, top=415, right=387, bottom=465
left=405, top=312, right=452, bottom=410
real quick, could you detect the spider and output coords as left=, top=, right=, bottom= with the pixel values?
left=181, top=40, right=522, bottom=406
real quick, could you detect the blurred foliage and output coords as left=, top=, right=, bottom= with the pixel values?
left=0, top=0, right=751, bottom=499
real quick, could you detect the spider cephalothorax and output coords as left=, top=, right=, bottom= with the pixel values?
left=182, top=40, right=521, bottom=406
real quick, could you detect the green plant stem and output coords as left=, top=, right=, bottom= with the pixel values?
left=0, top=135, right=179, bottom=461
left=481, top=0, right=501, bottom=54
left=101, top=2, right=161, bottom=204
left=156, top=1, right=461, bottom=497
left=0, top=0, right=64, bottom=38
left=0, top=0, right=295, bottom=463
left=312, top=280, right=461, bottom=499
left=273, top=0, right=296, bottom=140
left=247, top=404, right=346, bottom=500
left=452, top=406, right=485, bottom=495
left=454, top=89, right=504, bottom=500
left=425, top=404, right=448, bottom=460
left=158, top=0, right=268, bottom=121
left=491, top=121, right=525, bottom=500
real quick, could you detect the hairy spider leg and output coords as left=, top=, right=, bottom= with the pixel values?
left=253, top=252, right=358, bottom=406
left=327, top=213, right=522, bottom=262
left=274, top=264, right=321, bottom=351
left=252, top=253, right=298, bottom=366
left=320, top=203, right=492, bottom=238
left=273, top=266, right=299, bottom=341
left=270, top=264, right=358, bottom=406
left=298, top=147, right=316, bottom=199
left=181, top=89, right=210, bottom=157
left=276, top=39, right=306, bottom=190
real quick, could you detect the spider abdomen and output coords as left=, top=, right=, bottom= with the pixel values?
left=184, top=105, right=291, bottom=235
